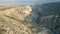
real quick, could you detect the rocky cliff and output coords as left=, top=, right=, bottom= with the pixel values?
left=0, top=5, right=53, bottom=34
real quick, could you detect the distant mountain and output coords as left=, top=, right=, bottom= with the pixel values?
left=40, top=2, right=60, bottom=16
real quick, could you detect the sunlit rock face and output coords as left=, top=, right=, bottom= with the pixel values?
left=0, top=5, right=38, bottom=22
left=1, top=6, right=32, bottom=20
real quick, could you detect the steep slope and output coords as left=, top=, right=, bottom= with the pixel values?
left=0, top=6, right=38, bottom=22
left=34, top=2, right=60, bottom=34
left=0, top=6, right=54, bottom=34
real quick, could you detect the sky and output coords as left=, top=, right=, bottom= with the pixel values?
left=0, top=0, right=60, bottom=5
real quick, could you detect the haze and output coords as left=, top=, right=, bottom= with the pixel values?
left=0, top=0, right=60, bottom=6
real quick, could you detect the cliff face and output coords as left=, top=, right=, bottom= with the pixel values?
left=0, top=6, right=32, bottom=20
left=0, top=6, right=53, bottom=34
